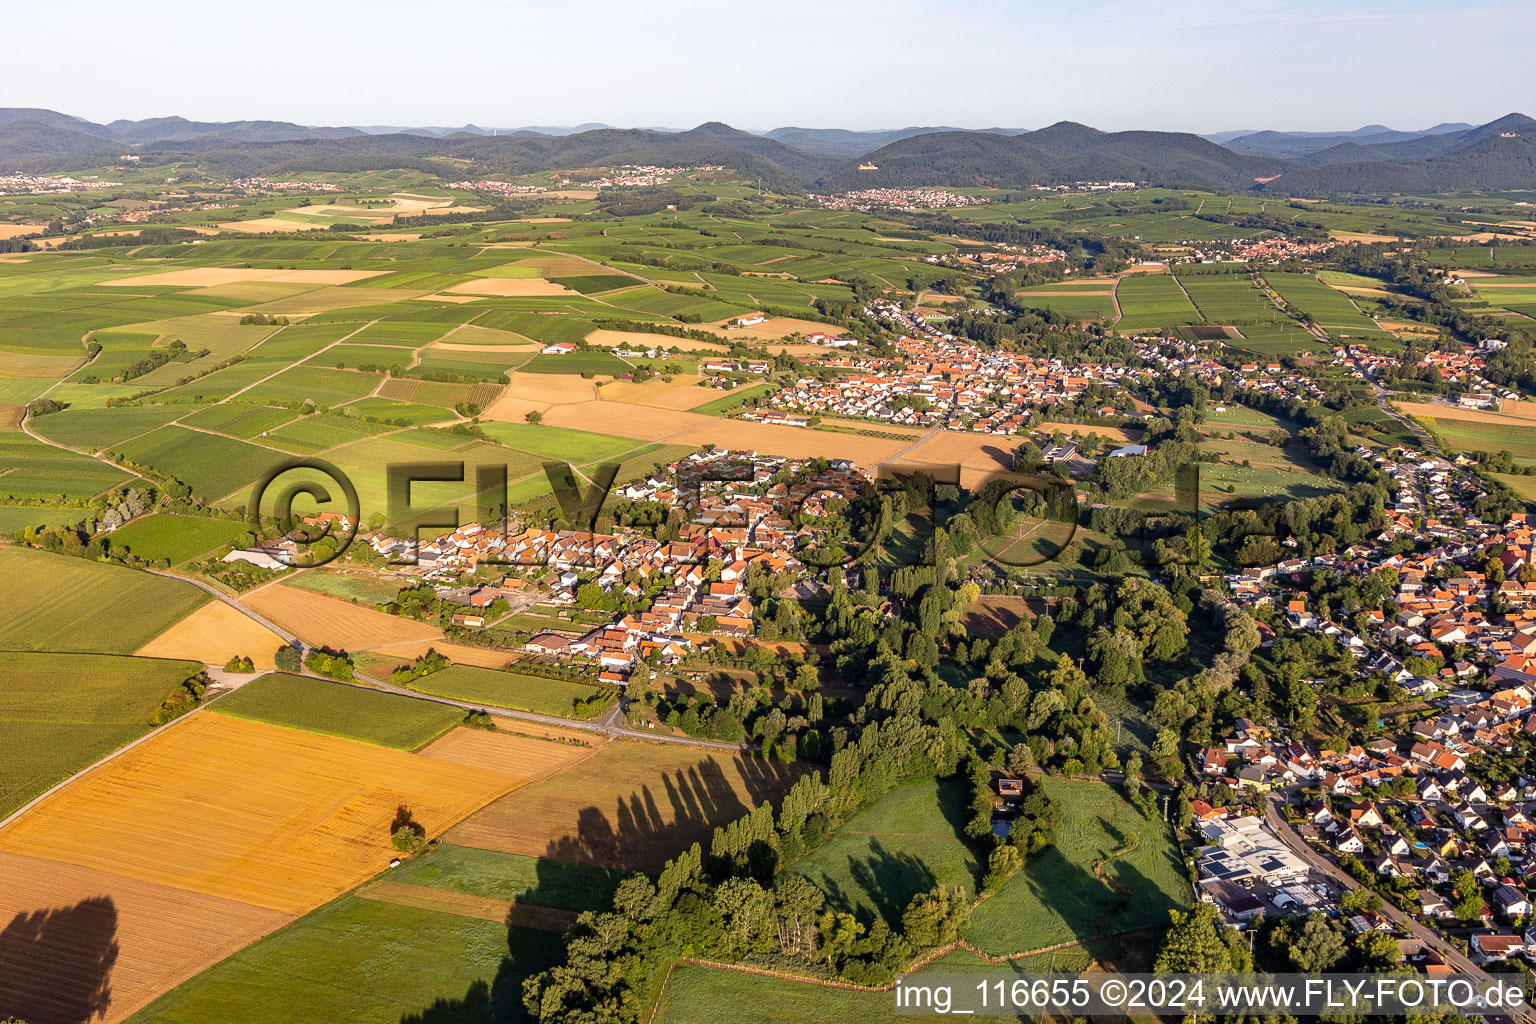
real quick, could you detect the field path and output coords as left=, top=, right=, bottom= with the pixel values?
left=1109, top=277, right=1123, bottom=322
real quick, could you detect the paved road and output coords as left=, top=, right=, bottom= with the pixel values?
left=1263, top=791, right=1527, bottom=1009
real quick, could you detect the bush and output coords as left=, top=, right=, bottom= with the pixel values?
left=223, top=654, right=255, bottom=673
left=274, top=645, right=302, bottom=672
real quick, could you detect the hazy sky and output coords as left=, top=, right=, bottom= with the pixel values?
left=10, top=0, right=1533, bottom=132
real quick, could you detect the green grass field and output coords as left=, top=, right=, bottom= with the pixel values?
left=787, top=777, right=981, bottom=928
left=0, top=547, right=209, bottom=653
left=106, top=513, right=251, bottom=563
left=0, top=651, right=204, bottom=817
left=965, top=779, right=1190, bottom=955
left=126, top=893, right=559, bottom=1024
left=406, top=665, right=612, bottom=719
left=209, top=673, right=465, bottom=750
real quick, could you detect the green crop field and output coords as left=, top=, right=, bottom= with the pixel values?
left=1265, top=272, right=1394, bottom=341
left=106, top=512, right=251, bottom=563
left=965, top=779, right=1191, bottom=955
left=1012, top=283, right=1116, bottom=320
left=179, top=403, right=299, bottom=438
left=387, top=844, right=626, bottom=914
left=1228, top=322, right=1320, bottom=357
left=1113, top=274, right=1202, bottom=331
left=0, top=651, right=205, bottom=817
left=1418, top=414, right=1536, bottom=463
left=0, top=547, right=209, bottom=653
left=126, top=893, right=560, bottom=1024
left=1178, top=273, right=1282, bottom=321
left=406, top=665, right=612, bottom=719
left=209, top=673, right=465, bottom=750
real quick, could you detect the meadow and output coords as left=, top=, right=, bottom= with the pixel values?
left=1113, top=274, right=1202, bottom=331
left=0, top=547, right=209, bottom=653
left=0, top=650, right=204, bottom=818
left=210, top=673, right=466, bottom=750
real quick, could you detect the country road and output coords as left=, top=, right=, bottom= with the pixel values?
left=1263, top=790, right=1529, bottom=1015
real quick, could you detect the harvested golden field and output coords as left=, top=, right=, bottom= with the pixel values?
left=240, top=583, right=442, bottom=650
left=373, top=638, right=517, bottom=668
left=0, top=713, right=515, bottom=915
left=500, top=370, right=601, bottom=405
left=0, top=402, right=23, bottom=429
left=443, top=278, right=576, bottom=297
left=103, top=267, right=386, bottom=287
left=0, top=222, right=44, bottom=239
left=356, top=879, right=575, bottom=931
left=599, top=375, right=720, bottom=410
left=416, top=725, right=597, bottom=778
left=673, top=419, right=907, bottom=465
left=134, top=600, right=285, bottom=669
left=446, top=740, right=813, bottom=872
left=0, top=850, right=291, bottom=1024
left=706, top=316, right=841, bottom=341
left=819, top=415, right=926, bottom=436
